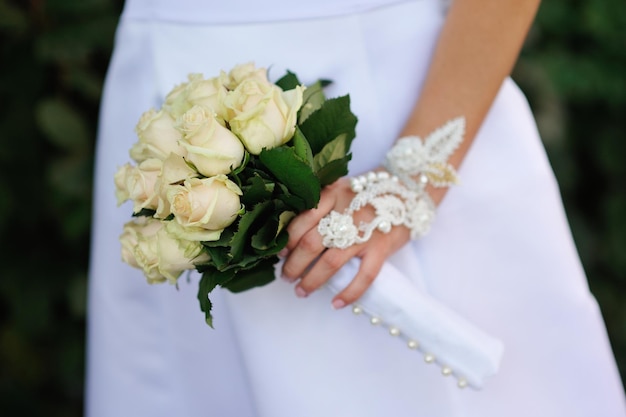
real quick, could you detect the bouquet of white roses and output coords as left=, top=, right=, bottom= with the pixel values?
left=115, top=63, right=357, bottom=326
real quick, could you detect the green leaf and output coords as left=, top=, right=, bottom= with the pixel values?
left=259, top=147, right=320, bottom=209
left=230, top=201, right=274, bottom=262
left=132, top=208, right=156, bottom=218
left=275, top=70, right=301, bottom=91
left=36, top=98, right=90, bottom=150
left=315, top=155, right=352, bottom=186
left=292, top=127, right=314, bottom=167
left=198, top=269, right=235, bottom=327
left=251, top=216, right=281, bottom=251
left=277, top=192, right=306, bottom=213
left=313, top=133, right=349, bottom=172
left=241, top=174, right=274, bottom=206
left=203, top=246, right=231, bottom=270
left=222, top=258, right=278, bottom=293
left=251, top=217, right=278, bottom=250
left=299, top=80, right=327, bottom=123
left=202, top=228, right=235, bottom=248
left=299, top=95, right=358, bottom=155
left=254, top=229, right=289, bottom=256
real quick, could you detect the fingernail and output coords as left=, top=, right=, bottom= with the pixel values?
left=278, top=248, right=289, bottom=258
left=280, top=274, right=292, bottom=282
left=295, top=286, right=308, bottom=298
left=332, top=299, right=346, bottom=310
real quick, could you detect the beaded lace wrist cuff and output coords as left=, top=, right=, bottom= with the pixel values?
left=318, top=117, right=465, bottom=249
left=318, top=171, right=435, bottom=249
left=383, top=117, right=465, bottom=191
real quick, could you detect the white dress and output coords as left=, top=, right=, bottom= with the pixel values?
left=86, top=0, right=626, bottom=416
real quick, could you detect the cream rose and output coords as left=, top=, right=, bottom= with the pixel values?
left=121, top=217, right=164, bottom=283
left=226, top=79, right=304, bottom=154
left=131, top=108, right=185, bottom=162
left=155, top=227, right=209, bottom=284
left=178, top=106, right=245, bottom=177
left=119, top=218, right=151, bottom=269
left=185, top=75, right=229, bottom=120
left=120, top=217, right=208, bottom=284
left=165, top=74, right=229, bottom=120
left=154, top=153, right=199, bottom=218
left=114, top=159, right=163, bottom=213
left=165, top=220, right=222, bottom=243
left=167, top=176, right=242, bottom=231
left=114, top=163, right=133, bottom=205
left=220, top=62, right=270, bottom=91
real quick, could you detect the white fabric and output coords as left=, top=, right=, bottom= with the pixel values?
left=325, top=255, right=504, bottom=388
left=122, top=0, right=418, bottom=23
left=86, top=0, right=626, bottom=416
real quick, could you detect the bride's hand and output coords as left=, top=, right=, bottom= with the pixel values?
left=280, top=176, right=411, bottom=309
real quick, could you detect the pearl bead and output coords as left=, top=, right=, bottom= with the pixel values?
left=378, top=221, right=392, bottom=233
left=457, top=378, right=468, bottom=389
left=370, top=317, right=382, bottom=326
left=367, top=172, right=377, bottom=182
left=388, top=327, right=400, bottom=337
left=407, top=340, right=419, bottom=350
left=419, top=173, right=429, bottom=185
left=378, top=171, right=390, bottom=180
left=352, top=305, right=363, bottom=315
left=424, top=354, right=435, bottom=364
left=441, top=366, right=452, bottom=376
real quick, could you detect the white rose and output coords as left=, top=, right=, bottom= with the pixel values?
left=119, top=218, right=150, bottom=269
left=167, top=176, right=242, bottom=231
left=155, top=226, right=209, bottom=284
left=165, top=220, right=222, bottom=243
left=120, top=217, right=208, bottom=284
left=130, top=109, right=185, bottom=162
left=178, top=106, right=245, bottom=177
left=114, top=163, right=133, bottom=205
left=220, top=62, right=270, bottom=90
left=114, top=159, right=162, bottom=213
left=185, top=75, right=229, bottom=120
left=154, top=153, right=199, bottom=218
left=165, top=74, right=229, bottom=120
left=120, top=217, right=164, bottom=283
left=226, top=79, right=304, bottom=154
left=163, top=76, right=195, bottom=118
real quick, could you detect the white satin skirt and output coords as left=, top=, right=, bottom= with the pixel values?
left=86, top=0, right=626, bottom=416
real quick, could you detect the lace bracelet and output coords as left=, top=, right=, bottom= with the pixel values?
left=318, top=117, right=465, bottom=249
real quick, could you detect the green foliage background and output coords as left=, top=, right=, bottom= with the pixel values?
left=0, top=0, right=623, bottom=415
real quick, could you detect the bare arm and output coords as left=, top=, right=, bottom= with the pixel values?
left=282, top=0, right=542, bottom=307
left=407, top=0, right=542, bottom=204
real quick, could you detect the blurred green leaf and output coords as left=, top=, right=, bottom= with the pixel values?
left=67, top=68, right=105, bottom=100
left=46, top=153, right=92, bottom=197
left=36, top=98, right=90, bottom=150
left=0, top=0, right=28, bottom=35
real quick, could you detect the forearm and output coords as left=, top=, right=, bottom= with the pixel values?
left=400, top=0, right=541, bottom=204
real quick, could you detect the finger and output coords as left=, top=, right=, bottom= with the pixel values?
left=294, top=245, right=358, bottom=296
left=281, top=227, right=327, bottom=282
left=284, top=183, right=340, bottom=252
left=331, top=245, right=388, bottom=309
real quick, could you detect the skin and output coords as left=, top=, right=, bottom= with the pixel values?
left=280, top=0, right=543, bottom=308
